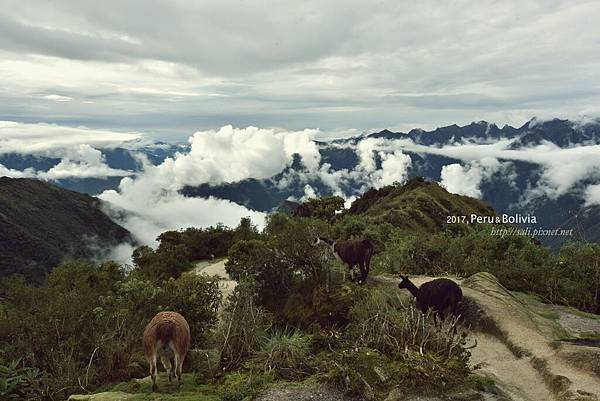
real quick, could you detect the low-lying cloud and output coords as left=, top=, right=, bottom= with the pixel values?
left=0, top=120, right=140, bottom=156
left=0, top=121, right=142, bottom=181
left=97, top=126, right=322, bottom=247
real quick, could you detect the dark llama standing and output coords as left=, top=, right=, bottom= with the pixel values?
left=398, top=275, right=463, bottom=322
left=314, top=236, right=374, bottom=284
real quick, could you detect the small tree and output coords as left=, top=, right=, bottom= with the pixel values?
left=132, top=244, right=192, bottom=281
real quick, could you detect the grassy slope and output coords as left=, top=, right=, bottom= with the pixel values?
left=348, top=177, right=496, bottom=234
left=0, top=177, right=132, bottom=279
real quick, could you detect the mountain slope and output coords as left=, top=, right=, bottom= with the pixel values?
left=346, top=177, right=496, bottom=234
left=0, top=177, right=132, bottom=280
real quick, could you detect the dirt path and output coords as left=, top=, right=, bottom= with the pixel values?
left=190, top=259, right=237, bottom=300
left=470, top=333, right=553, bottom=401
left=377, top=273, right=600, bottom=401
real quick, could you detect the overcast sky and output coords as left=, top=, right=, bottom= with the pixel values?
left=1, top=0, right=599, bottom=141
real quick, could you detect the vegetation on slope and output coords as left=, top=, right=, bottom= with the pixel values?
left=0, top=177, right=598, bottom=400
left=0, top=177, right=132, bottom=281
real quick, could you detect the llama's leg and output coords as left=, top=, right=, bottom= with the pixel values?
left=358, top=262, right=367, bottom=284
left=347, top=264, right=353, bottom=282
left=350, top=264, right=359, bottom=282
left=160, top=355, right=172, bottom=382
left=177, top=353, right=185, bottom=385
left=150, top=353, right=158, bottom=392
left=173, top=352, right=183, bottom=386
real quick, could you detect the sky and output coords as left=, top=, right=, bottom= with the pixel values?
left=1, top=0, right=600, bottom=141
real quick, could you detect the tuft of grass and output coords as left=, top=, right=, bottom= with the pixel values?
left=347, top=287, right=470, bottom=361
left=253, top=332, right=313, bottom=380
left=215, top=282, right=272, bottom=368
left=562, top=350, right=600, bottom=376
left=530, top=357, right=573, bottom=399
left=468, top=374, right=499, bottom=394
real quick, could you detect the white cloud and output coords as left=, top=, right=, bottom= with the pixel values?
left=387, top=138, right=600, bottom=200
left=37, top=144, right=133, bottom=180
left=374, top=150, right=412, bottom=187
left=300, top=184, right=317, bottom=201
left=584, top=184, right=600, bottom=207
left=355, top=138, right=384, bottom=173
left=351, top=137, right=412, bottom=189
left=0, top=163, right=37, bottom=178
left=441, top=163, right=484, bottom=198
left=0, top=120, right=140, bottom=156
left=0, top=121, right=141, bottom=180
left=97, top=125, right=321, bottom=246
left=43, top=94, right=72, bottom=102
left=100, top=190, right=266, bottom=246
left=439, top=158, right=509, bottom=199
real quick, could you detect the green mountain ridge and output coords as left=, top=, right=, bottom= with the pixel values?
left=346, top=177, right=496, bottom=234
left=0, top=177, right=132, bottom=280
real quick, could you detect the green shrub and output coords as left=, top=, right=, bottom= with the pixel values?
left=346, top=287, right=469, bottom=363
left=0, top=261, right=221, bottom=399
left=226, top=216, right=334, bottom=325
left=0, top=359, right=42, bottom=401
left=216, top=282, right=272, bottom=368
left=132, top=244, right=192, bottom=281
left=161, top=274, right=222, bottom=347
left=254, top=331, right=312, bottom=379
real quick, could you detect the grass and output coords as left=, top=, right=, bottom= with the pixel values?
left=82, top=370, right=276, bottom=401
left=565, top=307, right=600, bottom=320
left=468, top=374, right=499, bottom=395
left=253, top=332, right=312, bottom=380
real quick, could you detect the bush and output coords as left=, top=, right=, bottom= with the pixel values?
left=226, top=215, right=334, bottom=324
left=346, top=287, right=469, bottom=362
left=0, top=359, right=42, bottom=401
left=132, top=244, right=192, bottom=281
left=216, top=282, right=272, bottom=368
left=0, top=261, right=221, bottom=399
left=254, top=332, right=312, bottom=379
left=157, top=218, right=258, bottom=262
left=161, top=274, right=222, bottom=347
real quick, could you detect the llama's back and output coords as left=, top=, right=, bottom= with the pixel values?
left=143, top=311, right=190, bottom=356
left=419, top=278, right=463, bottom=313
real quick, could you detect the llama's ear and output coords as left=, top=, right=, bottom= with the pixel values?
left=399, top=274, right=407, bottom=280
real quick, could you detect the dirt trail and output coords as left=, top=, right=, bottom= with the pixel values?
left=383, top=274, right=600, bottom=401
left=470, top=333, right=552, bottom=401
left=190, top=259, right=237, bottom=300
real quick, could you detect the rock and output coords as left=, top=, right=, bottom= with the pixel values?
left=67, top=392, right=134, bottom=401
left=357, top=372, right=375, bottom=400
left=447, top=390, right=485, bottom=401
left=373, top=365, right=389, bottom=383
left=384, top=387, right=404, bottom=401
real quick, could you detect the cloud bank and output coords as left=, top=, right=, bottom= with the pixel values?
left=0, top=120, right=140, bottom=156
left=97, top=126, right=323, bottom=247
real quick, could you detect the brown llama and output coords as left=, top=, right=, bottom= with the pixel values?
left=143, top=311, right=191, bottom=391
left=314, top=236, right=374, bottom=284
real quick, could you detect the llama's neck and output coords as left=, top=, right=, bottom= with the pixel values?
left=403, top=280, right=420, bottom=299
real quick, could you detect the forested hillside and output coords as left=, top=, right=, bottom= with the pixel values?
left=0, top=177, right=132, bottom=281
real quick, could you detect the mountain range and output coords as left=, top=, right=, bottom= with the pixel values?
left=1, top=117, right=599, bottom=250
